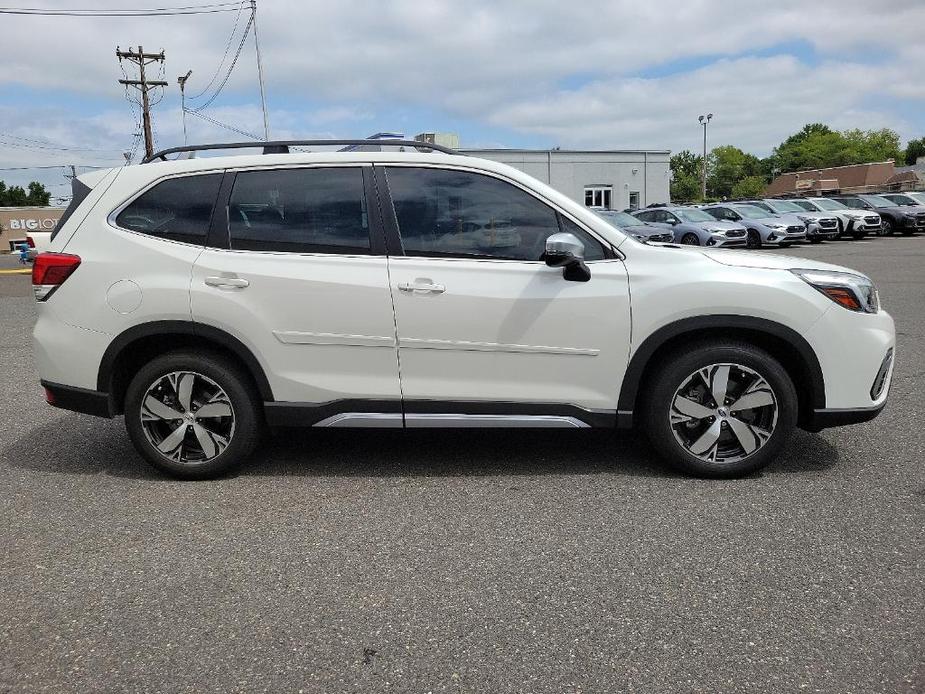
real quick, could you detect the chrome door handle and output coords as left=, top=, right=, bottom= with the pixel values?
left=205, top=276, right=249, bottom=289
left=397, top=281, right=445, bottom=294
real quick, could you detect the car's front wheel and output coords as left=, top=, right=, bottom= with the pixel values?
left=680, top=233, right=700, bottom=246
left=642, top=342, right=797, bottom=477
left=124, top=351, right=262, bottom=479
left=746, top=229, right=761, bottom=249
left=881, top=218, right=893, bottom=236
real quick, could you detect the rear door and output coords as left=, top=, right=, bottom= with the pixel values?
left=190, top=165, right=402, bottom=411
left=377, top=164, right=631, bottom=422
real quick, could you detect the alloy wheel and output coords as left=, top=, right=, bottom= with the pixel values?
left=669, top=363, right=778, bottom=464
left=139, top=371, right=235, bottom=464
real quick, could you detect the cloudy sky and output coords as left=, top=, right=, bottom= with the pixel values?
left=1, top=0, right=923, bottom=201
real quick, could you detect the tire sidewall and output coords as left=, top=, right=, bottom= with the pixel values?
left=643, top=342, right=798, bottom=477
left=124, top=351, right=261, bottom=479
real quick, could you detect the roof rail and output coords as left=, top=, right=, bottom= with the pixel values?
left=142, top=139, right=460, bottom=163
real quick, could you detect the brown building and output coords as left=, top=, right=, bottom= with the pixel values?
left=0, top=207, right=66, bottom=252
left=764, top=160, right=924, bottom=197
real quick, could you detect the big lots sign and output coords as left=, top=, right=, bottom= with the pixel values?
left=7, top=217, right=58, bottom=231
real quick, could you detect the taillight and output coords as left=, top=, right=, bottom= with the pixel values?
left=26, top=236, right=35, bottom=248
left=32, top=252, right=81, bottom=301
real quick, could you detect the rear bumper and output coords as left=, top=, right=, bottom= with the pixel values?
left=41, top=380, right=113, bottom=418
left=803, top=403, right=884, bottom=432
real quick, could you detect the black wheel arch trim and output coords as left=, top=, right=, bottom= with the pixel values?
left=616, top=314, right=826, bottom=425
left=97, top=320, right=275, bottom=403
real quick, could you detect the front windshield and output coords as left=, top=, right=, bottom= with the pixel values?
left=792, top=200, right=817, bottom=211
left=812, top=198, right=847, bottom=211
left=862, top=195, right=894, bottom=208
left=595, top=211, right=641, bottom=227
left=676, top=208, right=714, bottom=223
left=767, top=200, right=804, bottom=213
left=731, top=204, right=774, bottom=219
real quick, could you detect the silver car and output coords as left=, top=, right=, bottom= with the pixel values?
left=593, top=210, right=675, bottom=243
left=701, top=203, right=806, bottom=248
left=632, top=206, right=747, bottom=247
left=788, top=197, right=881, bottom=239
left=748, top=199, right=838, bottom=243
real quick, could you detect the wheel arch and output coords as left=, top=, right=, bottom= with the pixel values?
left=98, top=321, right=274, bottom=415
left=617, top=315, right=825, bottom=428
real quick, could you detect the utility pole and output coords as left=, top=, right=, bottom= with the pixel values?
left=251, top=0, right=270, bottom=140
left=117, top=45, right=168, bottom=159
left=178, top=70, right=192, bottom=145
left=698, top=113, right=713, bottom=200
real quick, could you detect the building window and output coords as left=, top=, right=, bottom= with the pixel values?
left=629, top=191, right=640, bottom=210
left=584, top=186, right=613, bottom=210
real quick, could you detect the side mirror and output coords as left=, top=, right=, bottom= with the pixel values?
left=545, top=232, right=590, bottom=282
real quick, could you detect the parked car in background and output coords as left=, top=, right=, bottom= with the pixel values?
left=701, top=203, right=806, bottom=248
left=747, top=199, right=838, bottom=243
left=830, top=194, right=925, bottom=236
left=788, top=197, right=880, bottom=239
left=593, top=209, right=674, bottom=243
left=897, top=191, right=925, bottom=206
left=631, top=205, right=747, bottom=247
left=881, top=193, right=925, bottom=209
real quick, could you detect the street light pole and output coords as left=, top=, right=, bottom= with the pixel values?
left=698, top=113, right=712, bottom=200
left=178, top=70, right=192, bottom=146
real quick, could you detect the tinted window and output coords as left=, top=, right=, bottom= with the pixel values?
left=386, top=167, right=604, bottom=261
left=116, top=173, right=222, bottom=245
left=228, top=168, right=370, bottom=254
left=635, top=210, right=653, bottom=222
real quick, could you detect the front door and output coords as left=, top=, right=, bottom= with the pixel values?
left=190, top=165, right=402, bottom=412
left=378, top=165, right=631, bottom=422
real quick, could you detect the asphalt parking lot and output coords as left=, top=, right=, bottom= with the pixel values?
left=1, top=240, right=922, bottom=693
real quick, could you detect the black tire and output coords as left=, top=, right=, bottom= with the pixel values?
left=124, top=350, right=262, bottom=479
left=881, top=218, right=893, bottom=236
left=641, top=341, right=798, bottom=478
left=809, top=237, right=822, bottom=244
left=680, top=233, right=700, bottom=246
left=746, top=229, right=762, bottom=249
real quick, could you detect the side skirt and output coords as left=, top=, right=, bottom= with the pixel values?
left=264, top=400, right=618, bottom=429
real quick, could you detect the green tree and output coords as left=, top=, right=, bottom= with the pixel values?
left=0, top=179, right=51, bottom=206
left=770, top=124, right=905, bottom=173
left=26, top=181, right=51, bottom=206
left=707, top=145, right=762, bottom=199
left=731, top=176, right=767, bottom=199
left=905, top=137, right=925, bottom=165
left=669, top=149, right=705, bottom=203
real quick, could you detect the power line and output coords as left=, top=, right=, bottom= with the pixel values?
left=0, top=137, right=122, bottom=153
left=0, top=3, right=242, bottom=16
left=187, top=0, right=247, bottom=99
left=183, top=108, right=261, bottom=140
left=189, top=9, right=253, bottom=112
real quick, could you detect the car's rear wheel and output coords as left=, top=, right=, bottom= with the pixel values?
left=642, top=342, right=797, bottom=477
left=746, top=229, right=761, bottom=249
left=124, top=351, right=261, bottom=479
left=680, top=233, right=700, bottom=246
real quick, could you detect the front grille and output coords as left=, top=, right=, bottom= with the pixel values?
left=819, top=218, right=837, bottom=229
left=786, top=225, right=804, bottom=234
left=864, top=216, right=880, bottom=225
left=726, top=229, right=746, bottom=238
left=650, top=233, right=673, bottom=243
left=916, top=215, right=925, bottom=227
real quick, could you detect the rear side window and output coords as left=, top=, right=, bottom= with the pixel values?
left=51, top=177, right=93, bottom=242
left=116, top=173, right=222, bottom=245
left=228, top=167, right=370, bottom=254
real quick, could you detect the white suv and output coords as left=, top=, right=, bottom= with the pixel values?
left=32, top=140, right=896, bottom=479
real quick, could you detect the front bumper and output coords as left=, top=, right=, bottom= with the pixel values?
left=708, top=235, right=747, bottom=247
left=805, top=223, right=839, bottom=240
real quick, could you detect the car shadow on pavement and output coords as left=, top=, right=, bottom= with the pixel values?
left=4, top=414, right=840, bottom=481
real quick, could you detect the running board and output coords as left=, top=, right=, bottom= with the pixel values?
left=312, top=413, right=590, bottom=428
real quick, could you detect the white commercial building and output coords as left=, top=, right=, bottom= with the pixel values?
left=460, top=148, right=671, bottom=211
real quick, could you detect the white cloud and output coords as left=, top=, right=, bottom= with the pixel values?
left=0, top=0, right=922, bottom=180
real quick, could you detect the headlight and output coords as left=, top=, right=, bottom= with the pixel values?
left=767, top=223, right=785, bottom=229
left=791, top=269, right=880, bottom=313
